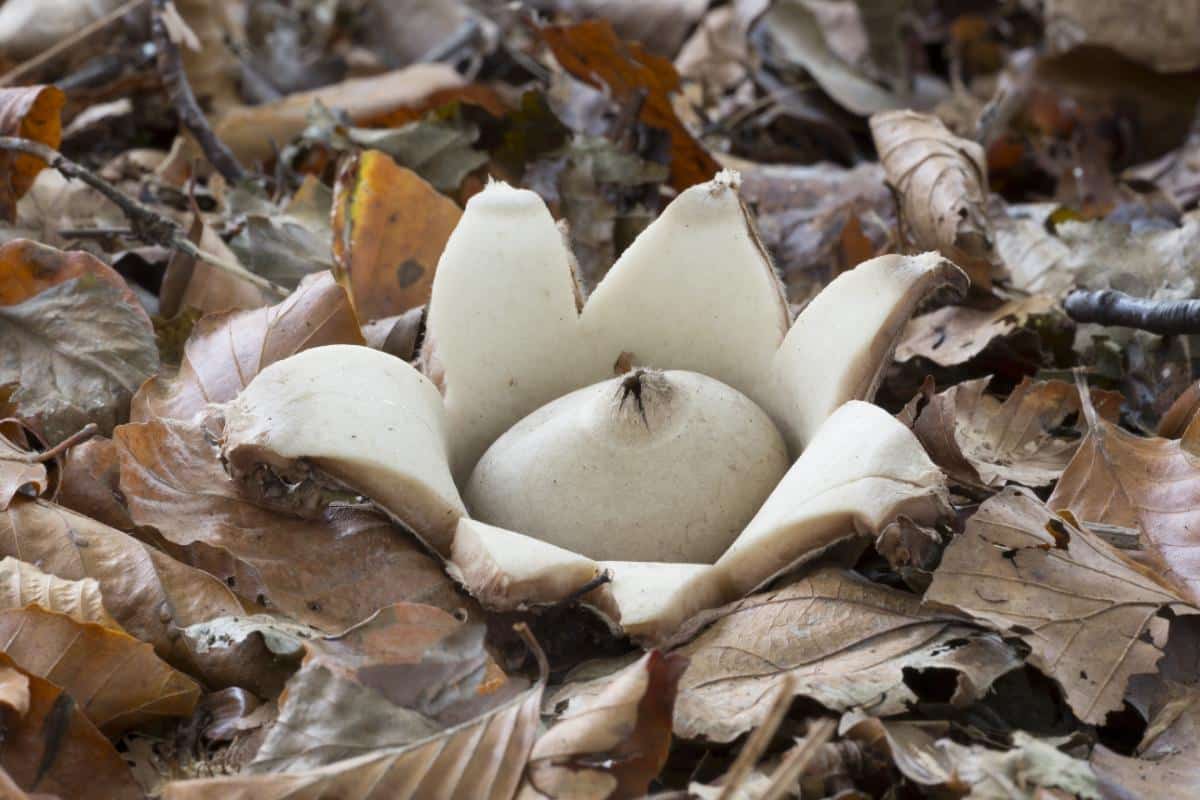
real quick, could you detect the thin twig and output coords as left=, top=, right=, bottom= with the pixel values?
left=760, top=718, right=837, bottom=800
left=0, top=0, right=148, bottom=88
left=151, top=0, right=246, bottom=183
left=0, top=136, right=283, bottom=296
left=22, top=424, right=99, bottom=463
left=1064, top=289, right=1200, bottom=335
left=717, top=675, right=797, bottom=800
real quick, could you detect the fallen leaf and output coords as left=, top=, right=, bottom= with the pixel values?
left=871, top=110, right=1001, bottom=288
left=0, top=85, right=64, bottom=222
left=926, top=487, right=1194, bottom=723
left=132, top=271, right=364, bottom=423
left=908, top=376, right=1121, bottom=490
left=671, top=567, right=1020, bottom=742
left=0, top=427, right=45, bottom=510
left=162, top=649, right=545, bottom=799
left=1049, top=385, right=1200, bottom=604
left=522, top=651, right=685, bottom=799
left=0, top=240, right=158, bottom=444
left=1044, top=0, right=1200, bottom=73
left=540, top=19, right=721, bottom=190
left=895, top=294, right=1060, bottom=367
left=0, top=497, right=267, bottom=691
left=214, top=63, right=467, bottom=166
left=1093, top=684, right=1200, bottom=798
left=0, top=652, right=142, bottom=799
left=0, top=604, right=199, bottom=735
left=55, top=435, right=132, bottom=530
left=115, top=417, right=467, bottom=630
left=0, top=556, right=118, bottom=628
left=332, top=151, right=460, bottom=320
left=754, top=0, right=903, bottom=117
left=935, top=731, right=1101, bottom=799
left=362, top=307, right=424, bottom=361
left=301, top=102, right=487, bottom=193
left=249, top=603, right=500, bottom=773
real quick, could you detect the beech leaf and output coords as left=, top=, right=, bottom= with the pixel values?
left=926, top=487, right=1195, bottom=723
left=671, top=567, right=1020, bottom=742
left=0, top=556, right=119, bottom=629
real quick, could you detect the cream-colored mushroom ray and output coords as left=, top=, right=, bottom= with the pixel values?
left=578, top=170, right=790, bottom=416
left=448, top=518, right=614, bottom=612
left=714, top=401, right=950, bottom=597
left=422, top=181, right=602, bottom=482
left=221, top=345, right=466, bottom=555
left=769, top=252, right=967, bottom=453
left=599, top=561, right=726, bottom=643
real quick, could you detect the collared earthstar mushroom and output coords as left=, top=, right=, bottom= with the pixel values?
left=222, top=170, right=963, bottom=643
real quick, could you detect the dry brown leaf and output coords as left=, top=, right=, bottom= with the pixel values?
left=0, top=652, right=142, bottom=799
left=521, top=651, right=685, bottom=799
left=0, top=497, right=271, bottom=691
left=332, top=151, right=460, bottom=321
left=0, top=604, right=200, bottom=736
left=133, top=271, right=363, bottom=423
left=1045, top=0, right=1200, bottom=73
left=362, top=307, right=425, bottom=361
left=116, top=417, right=467, bottom=630
left=250, top=604, right=503, bottom=773
left=552, top=0, right=708, bottom=56
left=214, top=64, right=466, bottom=166
left=162, top=655, right=545, bottom=800
left=0, top=86, right=64, bottom=222
left=0, top=663, right=28, bottom=716
left=55, top=435, right=132, bottom=530
left=895, top=294, right=1059, bottom=367
left=0, top=428, right=45, bottom=510
left=0, top=239, right=158, bottom=444
left=671, top=567, right=1020, bottom=742
left=0, top=556, right=119, bottom=628
left=926, top=487, right=1194, bottom=724
left=1093, top=684, right=1200, bottom=797
left=540, top=19, right=720, bottom=191
left=908, top=376, right=1121, bottom=490
left=1049, top=388, right=1200, bottom=604
left=871, top=110, right=1001, bottom=289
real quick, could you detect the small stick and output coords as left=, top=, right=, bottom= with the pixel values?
left=150, top=0, right=246, bottom=184
left=760, top=718, right=837, bottom=800
left=0, top=136, right=283, bottom=297
left=717, top=675, right=797, bottom=800
left=22, top=424, right=98, bottom=463
left=1064, top=289, right=1200, bottom=336
left=0, top=0, right=148, bottom=88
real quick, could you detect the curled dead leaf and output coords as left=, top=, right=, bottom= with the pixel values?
left=0, top=556, right=119, bottom=629
left=871, top=110, right=1001, bottom=289
left=0, top=85, right=64, bottom=222
left=896, top=294, right=1060, bottom=367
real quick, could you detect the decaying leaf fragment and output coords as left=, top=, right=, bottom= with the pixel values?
left=1050, top=386, right=1200, bottom=604
left=520, top=651, right=685, bottom=799
left=332, top=150, right=461, bottom=320
left=0, top=85, right=64, bottom=222
left=672, top=567, right=1019, bottom=742
left=132, top=271, right=364, bottom=424
left=896, top=294, right=1059, bottom=367
left=539, top=19, right=721, bottom=190
left=1093, top=684, right=1200, bottom=797
left=871, top=110, right=1001, bottom=288
left=0, top=556, right=119, bottom=629
left=0, top=240, right=158, bottom=444
left=907, top=376, right=1121, bottom=490
left=927, top=487, right=1194, bottom=723
left=0, top=426, right=46, bottom=510
left=0, top=652, right=142, bottom=800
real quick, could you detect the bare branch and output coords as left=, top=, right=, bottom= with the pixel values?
left=1063, top=289, right=1200, bottom=336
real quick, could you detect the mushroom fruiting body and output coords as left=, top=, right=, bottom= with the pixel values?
left=220, top=171, right=963, bottom=641
left=466, top=369, right=789, bottom=563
